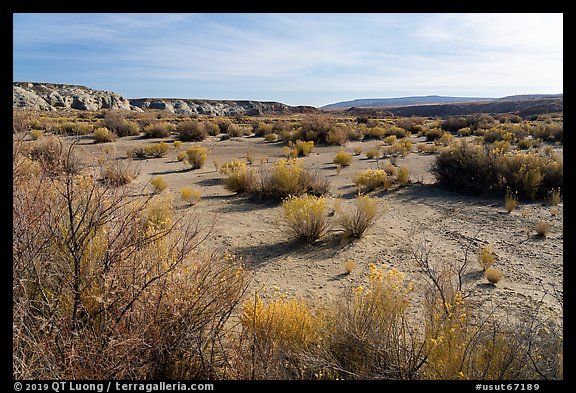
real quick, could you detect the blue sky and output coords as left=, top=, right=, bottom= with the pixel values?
left=13, top=13, right=563, bottom=107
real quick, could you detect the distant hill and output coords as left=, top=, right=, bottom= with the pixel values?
left=322, top=95, right=495, bottom=109
left=338, top=95, right=563, bottom=118
left=497, top=94, right=563, bottom=101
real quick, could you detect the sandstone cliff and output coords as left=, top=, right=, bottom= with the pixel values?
left=13, top=82, right=318, bottom=116
left=13, top=82, right=132, bottom=111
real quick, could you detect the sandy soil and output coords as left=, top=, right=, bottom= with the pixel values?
left=74, top=133, right=563, bottom=325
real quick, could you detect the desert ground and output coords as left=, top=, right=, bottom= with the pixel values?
left=72, top=129, right=563, bottom=327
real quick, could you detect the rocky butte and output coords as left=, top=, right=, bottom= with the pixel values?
left=12, top=82, right=318, bottom=116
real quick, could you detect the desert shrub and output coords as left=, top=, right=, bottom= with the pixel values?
left=149, top=175, right=168, bottom=193
left=343, top=259, right=357, bottom=274
left=294, top=140, right=315, bottom=156
left=477, top=245, right=495, bottom=271
left=484, top=268, right=503, bottom=284
left=482, top=127, right=507, bottom=144
left=264, top=133, right=278, bottom=143
left=457, top=127, right=472, bottom=137
left=504, top=187, right=519, bottom=212
left=384, top=126, right=409, bottom=138
left=215, top=117, right=232, bottom=133
left=272, top=120, right=293, bottom=133
left=143, top=121, right=175, bottom=138
left=335, top=194, right=380, bottom=240
left=186, top=146, right=208, bottom=169
left=396, top=138, right=413, bottom=157
left=546, top=123, right=563, bottom=143
left=177, top=120, right=207, bottom=141
left=435, top=132, right=454, bottom=147
left=383, top=135, right=397, bottom=145
left=441, top=116, right=472, bottom=132
left=100, top=160, right=138, bottom=186
left=299, top=115, right=334, bottom=142
left=176, top=151, right=187, bottom=161
left=180, top=186, right=201, bottom=204
left=333, top=150, right=353, bottom=167
left=253, top=122, right=274, bottom=137
left=534, top=221, right=551, bottom=237
left=126, top=146, right=147, bottom=159
left=322, top=264, right=419, bottom=379
left=219, top=159, right=258, bottom=193
left=281, top=194, right=330, bottom=243
left=431, top=140, right=562, bottom=199
left=326, top=123, right=350, bottom=145
left=29, top=129, right=43, bottom=140
left=353, top=169, right=390, bottom=192
left=382, top=161, right=397, bottom=176
left=242, top=293, right=322, bottom=354
left=28, top=135, right=82, bottom=175
left=227, top=124, right=252, bottom=137
left=353, top=146, right=362, bottom=156
left=13, top=172, right=246, bottom=380
left=425, top=128, right=445, bottom=141
left=93, top=127, right=117, bottom=143
left=260, top=158, right=329, bottom=200
left=547, top=187, right=562, bottom=206
left=490, top=140, right=511, bottom=154
left=203, top=120, right=221, bottom=136
left=396, top=165, right=411, bottom=185
left=144, top=141, right=170, bottom=158
left=517, top=138, right=533, bottom=150
left=54, top=121, right=94, bottom=136
left=103, top=112, right=140, bottom=137
left=395, top=117, right=425, bottom=133
left=13, top=161, right=248, bottom=378
left=417, top=143, right=440, bottom=154
left=363, top=126, right=386, bottom=139
left=365, top=149, right=380, bottom=159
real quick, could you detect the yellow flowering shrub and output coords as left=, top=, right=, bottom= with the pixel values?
left=281, top=194, right=329, bottom=242
left=353, top=169, right=390, bottom=191
left=219, top=159, right=257, bottom=193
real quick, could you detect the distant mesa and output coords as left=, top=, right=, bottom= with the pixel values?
left=321, top=95, right=496, bottom=109
left=13, top=82, right=562, bottom=118
left=12, top=82, right=318, bottom=116
left=323, top=94, right=562, bottom=117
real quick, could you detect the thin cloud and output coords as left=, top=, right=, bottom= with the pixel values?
left=13, top=13, right=563, bottom=106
